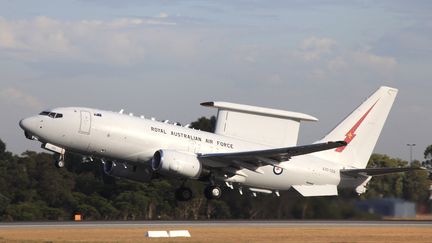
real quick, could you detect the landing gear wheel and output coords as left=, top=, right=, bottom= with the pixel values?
left=175, top=187, right=193, bottom=201
left=55, top=154, right=65, bottom=168
left=55, top=159, right=65, bottom=168
left=204, top=185, right=222, bottom=200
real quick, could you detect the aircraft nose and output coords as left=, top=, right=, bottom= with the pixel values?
left=19, top=118, right=30, bottom=131
left=19, top=117, right=39, bottom=140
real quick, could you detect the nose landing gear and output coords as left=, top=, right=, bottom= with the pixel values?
left=41, top=143, right=66, bottom=169
left=54, top=153, right=65, bottom=168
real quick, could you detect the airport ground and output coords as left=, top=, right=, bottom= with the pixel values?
left=0, top=221, right=431, bottom=243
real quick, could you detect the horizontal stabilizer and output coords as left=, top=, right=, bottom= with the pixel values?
left=292, top=185, right=338, bottom=197
left=341, top=167, right=425, bottom=177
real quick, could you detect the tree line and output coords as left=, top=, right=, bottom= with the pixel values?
left=0, top=116, right=430, bottom=221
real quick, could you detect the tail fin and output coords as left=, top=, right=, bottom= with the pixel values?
left=315, top=86, right=398, bottom=168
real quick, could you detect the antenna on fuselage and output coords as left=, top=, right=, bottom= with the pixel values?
left=119, top=109, right=124, bottom=114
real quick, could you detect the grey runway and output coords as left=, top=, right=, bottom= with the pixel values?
left=0, top=220, right=431, bottom=229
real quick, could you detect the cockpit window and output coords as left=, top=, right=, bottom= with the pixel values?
left=39, top=111, right=63, bottom=119
left=39, top=111, right=50, bottom=116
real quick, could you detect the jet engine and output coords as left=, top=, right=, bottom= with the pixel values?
left=151, top=150, right=202, bottom=179
left=103, top=160, right=153, bottom=182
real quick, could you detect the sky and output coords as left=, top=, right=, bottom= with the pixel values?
left=0, top=0, right=431, bottom=162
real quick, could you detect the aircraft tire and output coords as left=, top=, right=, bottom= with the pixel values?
left=204, top=185, right=222, bottom=200
left=175, top=187, right=193, bottom=201
left=55, top=160, right=65, bottom=168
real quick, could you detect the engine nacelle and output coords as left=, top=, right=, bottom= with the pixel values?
left=103, top=160, right=153, bottom=182
left=151, top=150, right=202, bottom=179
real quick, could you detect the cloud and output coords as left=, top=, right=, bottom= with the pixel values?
left=0, top=16, right=179, bottom=65
left=157, top=12, right=169, bottom=18
left=351, top=51, right=397, bottom=70
left=291, top=36, right=397, bottom=81
left=0, top=88, right=43, bottom=110
left=325, top=51, right=396, bottom=74
left=299, top=37, right=337, bottom=61
left=0, top=15, right=399, bottom=87
left=0, top=19, right=15, bottom=48
left=372, top=21, right=432, bottom=60
left=327, top=56, right=347, bottom=71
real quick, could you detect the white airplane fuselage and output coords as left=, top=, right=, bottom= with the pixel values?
left=20, top=107, right=341, bottom=191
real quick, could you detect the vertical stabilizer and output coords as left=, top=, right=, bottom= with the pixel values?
left=315, top=86, right=398, bottom=168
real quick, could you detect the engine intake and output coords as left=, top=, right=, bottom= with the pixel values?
left=151, top=150, right=202, bottom=179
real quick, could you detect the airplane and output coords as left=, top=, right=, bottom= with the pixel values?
left=19, top=86, right=422, bottom=201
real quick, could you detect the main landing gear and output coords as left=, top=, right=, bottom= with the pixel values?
left=174, top=184, right=222, bottom=201
left=204, top=185, right=222, bottom=200
left=175, top=187, right=193, bottom=201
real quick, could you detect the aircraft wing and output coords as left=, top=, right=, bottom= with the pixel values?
left=340, top=167, right=426, bottom=177
left=198, top=141, right=346, bottom=171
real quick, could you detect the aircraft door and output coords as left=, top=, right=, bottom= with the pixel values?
left=79, top=110, right=92, bottom=135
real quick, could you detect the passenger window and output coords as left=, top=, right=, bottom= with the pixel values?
left=94, top=113, right=102, bottom=117
left=55, top=113, right=63, bottom=118
left=48, top=113, right=56, bottom=118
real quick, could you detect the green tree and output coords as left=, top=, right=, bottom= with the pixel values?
left=205, top=200, right=231, bottom=219
left=0, top=139, right=5, bottom=154
left=113, top=191, right=149, bottom=220
left=87, top=193, right=119, bottom=219
left=363, top=154, right=407, bottom=199
left=0, top=139, right=12, bottom=161
left=191, top=116, right=216, bottom=132
left=402, top=161, right=430, bottom=203
left=363, top=154, right=430, bottom=206
left=422, top=145, right=432, bottom=179
left=424, top=145, right=432, bottom=160
left=3, top=202, right=44, bottom=221
left=25, top=152, right=75, bottom=208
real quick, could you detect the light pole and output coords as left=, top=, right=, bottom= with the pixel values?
left=406, top=144, right=416, bottom=165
